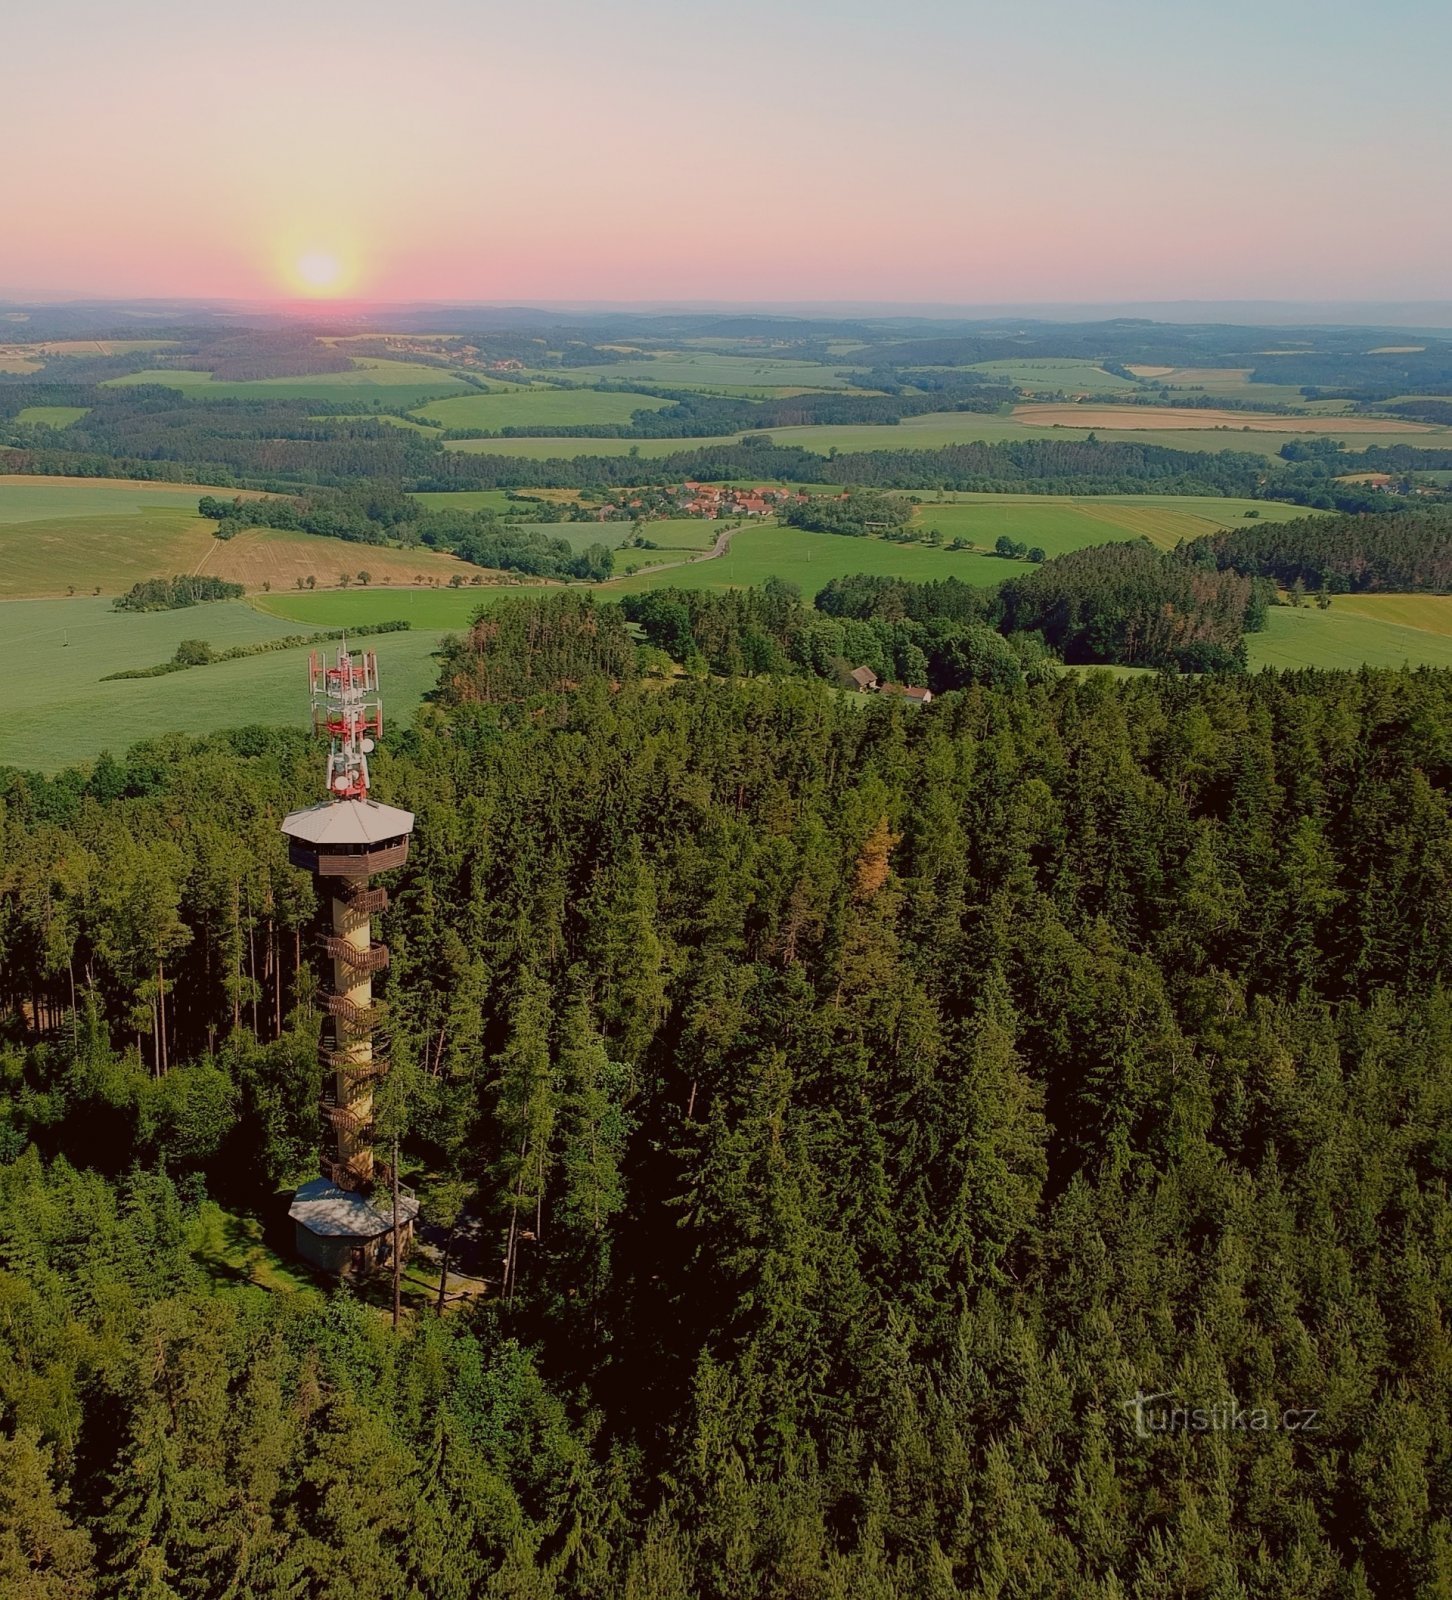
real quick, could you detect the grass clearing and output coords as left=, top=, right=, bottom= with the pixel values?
left=14, top=405, right=90, bottom=428
left=189, top=1200, right=323, bottom=1299
left=413, top=388, right=672, bottom=430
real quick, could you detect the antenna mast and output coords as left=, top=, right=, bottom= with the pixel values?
left=309, top=641, right=384, bottom=800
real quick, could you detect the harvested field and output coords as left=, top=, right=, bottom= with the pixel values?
left=1012, top=404, right=1435, bottom=433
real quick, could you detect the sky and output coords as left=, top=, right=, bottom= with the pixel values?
left=3, top=0, right=1449, bottom=305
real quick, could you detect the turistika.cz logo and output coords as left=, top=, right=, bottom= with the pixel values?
left=1120, top=1389, right=1321, bottom=1440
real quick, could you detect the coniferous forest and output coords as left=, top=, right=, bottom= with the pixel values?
left=3, top=600, right=1452, bottom=1596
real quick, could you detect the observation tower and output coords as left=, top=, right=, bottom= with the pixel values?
left=281, top=643, right=419, bottom=1276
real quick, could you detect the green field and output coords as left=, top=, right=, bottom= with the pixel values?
left=1329, top=594, right=1452, bottom=636
left=604, top=522, right=1019, bottom=599
left=1245, top=605, right=1452, bottom=671
left=14, top=405, right=90, bottom=428
left=254, top=586, right=503, bottom=631
left=412, top=387, right=672, bottom=431
left=531, top=353, right=863, bottom=390
left=0, top=475, right=475, bottom=596
left=442, top=410, right=1432, bottom=461
left=315, top=412, right=443, bottom=433
left=0, top=478, right=223, bottom=596
left=103, top=357, right=471, bottom=406
left=966, top=357, right=1137, bottom=391
left=0, top=597, right=451, bottom=772
left=0, top=477, right=216, bottom=523
left=444, top=433, right=738, bottom=458
left=412, top=489, right=522, bottom=514
left=907, top=493, right=1308, bottom=554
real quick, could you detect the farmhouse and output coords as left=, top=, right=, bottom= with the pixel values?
left=881, top=683, right=933, bottom=706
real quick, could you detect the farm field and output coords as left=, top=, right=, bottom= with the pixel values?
left=38, top=339, right=180, bottom=357
left=254, top=586, right=509, bottom=631
left=1244, top=606, right=1452, bottom=672
left=966, top=357, right=1136, bottom=391
left=604, top=522, right=1019, bottom=600
left=412, top=387, right=672, bottom=430
left=0, top=474, right=471, bottom=595
left=444, top=433, right=739, bottom=458
left=15, top=405, right=90, bottom=428
left=1133, top=366, right=1332, bottom=408
left=0, top=476, right=233, bottom=522
left=909, top=493, right=1309, bottom=554
left=102, top=357, right=472, bottom=406
left=754, top=411, right=1452, bottom=458
left=531, top=353, right=864, bottom=389
left=0, top=597, right=452, bottom=772
left=412, top=489, right=521, bottom=514
left=1329, top=594, right=1452, bottom=636
left=316, top=412, right=443, bottom=432
left=535, top=517, right=718, bottom=557
left=0, top=349, right=44, bottom=373
left=1012, top=403, right=1435, bottom=434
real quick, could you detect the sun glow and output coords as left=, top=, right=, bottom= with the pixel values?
left=293, top=250, right=345, bottom=295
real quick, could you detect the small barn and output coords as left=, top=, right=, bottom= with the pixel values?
left=848, top=665, right=879, bottom=693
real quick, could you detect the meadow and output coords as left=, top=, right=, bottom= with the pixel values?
left=14, top=405, right=90, bottom=428
left=102, top=357, right=472, bottom=406
left=411, top=387, right=672, bottom=431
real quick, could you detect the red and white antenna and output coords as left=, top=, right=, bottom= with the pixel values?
left=308, top=638, right=384, bottom=801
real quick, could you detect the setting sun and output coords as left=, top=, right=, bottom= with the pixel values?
left=294, top=250, right=344, bottom=294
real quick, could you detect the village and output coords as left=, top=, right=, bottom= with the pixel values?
left=544, top=480, right=811, bottom=524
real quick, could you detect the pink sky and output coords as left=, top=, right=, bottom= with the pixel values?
left=5, top=0, right=1450, bottom=304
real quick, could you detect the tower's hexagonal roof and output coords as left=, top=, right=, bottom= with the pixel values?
left=281, top=798, right=415, bottom=846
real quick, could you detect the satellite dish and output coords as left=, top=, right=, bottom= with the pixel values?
left=361, top=738, right=375, bottom=754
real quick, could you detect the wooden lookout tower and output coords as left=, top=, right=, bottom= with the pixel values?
left=281, top=643, right=420, bottom=1276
